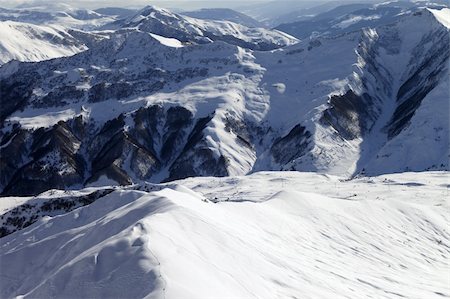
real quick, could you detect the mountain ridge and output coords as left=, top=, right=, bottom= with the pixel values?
left=0, top=7, right=448, bottom=196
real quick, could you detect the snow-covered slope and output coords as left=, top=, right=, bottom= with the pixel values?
left=181, top=8, right=263, bottom=28
left=276, top=1, right=448, bottom=39
left=0, top=21, right=88, bottom=65
left=109, top=6, right=298, bottom=51
left=0, top=7, right=448, bottom=195
left=94, top=7, right=137, bottom=19
left=239, top=0, right=339, bottom=27
left=0, top=171, right=448, bottom=298
left=258, top=7, right=449, bottom=176
left=0, top=4, right=117, bottom=30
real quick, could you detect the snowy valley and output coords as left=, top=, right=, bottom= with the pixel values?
left=0, top=1, right=449, bottom=298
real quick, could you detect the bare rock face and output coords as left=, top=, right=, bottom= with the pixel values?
left=0, top=73, right=38, bottom=123
left=0, top=127, right=30, bottom=188
left=167, top=115, right=229, bottom=181
left=2, top=121, right=85, bottom=196
left=386, top=25, right=449, bottom=138
left=0, top=188, right=115, bottom=238
left=271, top=125, right=311, bottom=166
left=321, top=91, right=376, bottom=140
left=0, top=100, right=232, bottom=195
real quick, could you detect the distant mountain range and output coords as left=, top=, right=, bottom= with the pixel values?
left=0, top=3, right=448, bottom=196
left=181, top=8, right=263, bottom=28
left=276, top=1, right=448, bottom=39
left=0, top=4, right=117, bottom=29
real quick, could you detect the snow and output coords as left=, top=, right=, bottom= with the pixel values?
left=0, top=197, right=33, bottom=214
left=429, top=8, right=450, bottom=28
left=0, top=21, right=87, bottom=65
left=122, top=6, right=298, bottom=49
left=0, top=171, right=448, bottom=298
left=7, top=108, right=78, bottom=129
left=364, top=74, right=450, bottom=174
left=185, top=16, right=298, bottom=46
left=0, top=7, right=446, bottom=184
left=0, top=7, right=447, bottom=298
left=149, top=33, right=184, bottom=48
left=272, top=82, right=286, bottom=94
left=334, top=15, right=382, bottom=29
left=86, top=175, right=121, bottom=187
left=0, top=5, right=117, bottom=30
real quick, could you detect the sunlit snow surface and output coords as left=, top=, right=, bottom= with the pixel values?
left=149, top=33, right=184, bottom=48
left=0, top=21, right=87, bottom=65
left=429, top=8, right=450, bottom=28
left=0, top=171, right=448, bottom=299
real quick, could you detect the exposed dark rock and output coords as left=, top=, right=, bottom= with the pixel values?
left=88, top=126, right=158, bottom=185
left=167, top=115, right=228, bottom=181
left=87, top=114, right=126, bottom=161
left=0, top=188, right=114, bottom=238
left=2, top=122, right=85, bottom=196
left=386, top=28, right=449, bottom=138
left=132, top=105, right=164, bottom=157
left=168, top=148, right=229, bottom=182
left=0, top=128, right=30, bottom=189
left=0, top=76, right=36, bottom=123
left=321, top=90, right=376, bottom=140
left=271, top=124, right=311, bottom=165
left=224, top=115, right=253, bottom=149
left=307, top=39, right=322, bottom=51
left=37, top=86, right=85, bottom=108
left=88, top=82, right=133, bottom=102
left=161, top=106, right=193, bottom=161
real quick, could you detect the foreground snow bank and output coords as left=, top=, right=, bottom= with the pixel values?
left=0, top=172, right=449, bottom=298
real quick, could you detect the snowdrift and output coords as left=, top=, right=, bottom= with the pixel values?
left=1, top=171, right=448, bottom=298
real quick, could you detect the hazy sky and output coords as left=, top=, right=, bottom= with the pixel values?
left=0, top=0, right=278, bottom=10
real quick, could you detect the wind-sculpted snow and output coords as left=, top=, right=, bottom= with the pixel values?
left=0, top=172, right=448, bottom=298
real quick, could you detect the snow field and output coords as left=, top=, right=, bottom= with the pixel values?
left=1, top=171, right=448, bottom=299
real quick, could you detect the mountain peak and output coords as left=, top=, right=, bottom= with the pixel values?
left=118, top=5, right=297, bottom=51
left=428, top=7, right=450, bottom=28
left=136, top=5, right=176, bottom=18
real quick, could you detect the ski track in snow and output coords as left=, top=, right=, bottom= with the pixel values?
left=0, top=171, right=449, bottom=299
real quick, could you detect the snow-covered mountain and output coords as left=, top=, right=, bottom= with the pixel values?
left=94, top=7, right=137, bottom=19
left=0, top=171, right=448, bottom=298
left=276, top=1, right=447, bottom=39
left=0, top=21, right=89, bottom=65
left=0, top=4, right=449, bottom=298
left=181, top=8, right=263, bottom=28
left=239, top=0, right=333, bottom=26
left=105, top=6, right=298, bottom=51
left=0, top=7, right=448, bottom=196
left=239, top=0, right=382, bottom=27
left=0, top=4, right=118, bottom=30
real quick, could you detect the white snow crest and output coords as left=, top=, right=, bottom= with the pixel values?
left=0, top=171, right=448, bottom=299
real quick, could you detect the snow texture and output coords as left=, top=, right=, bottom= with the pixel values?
left=0, top=171, right=448, bottom=299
